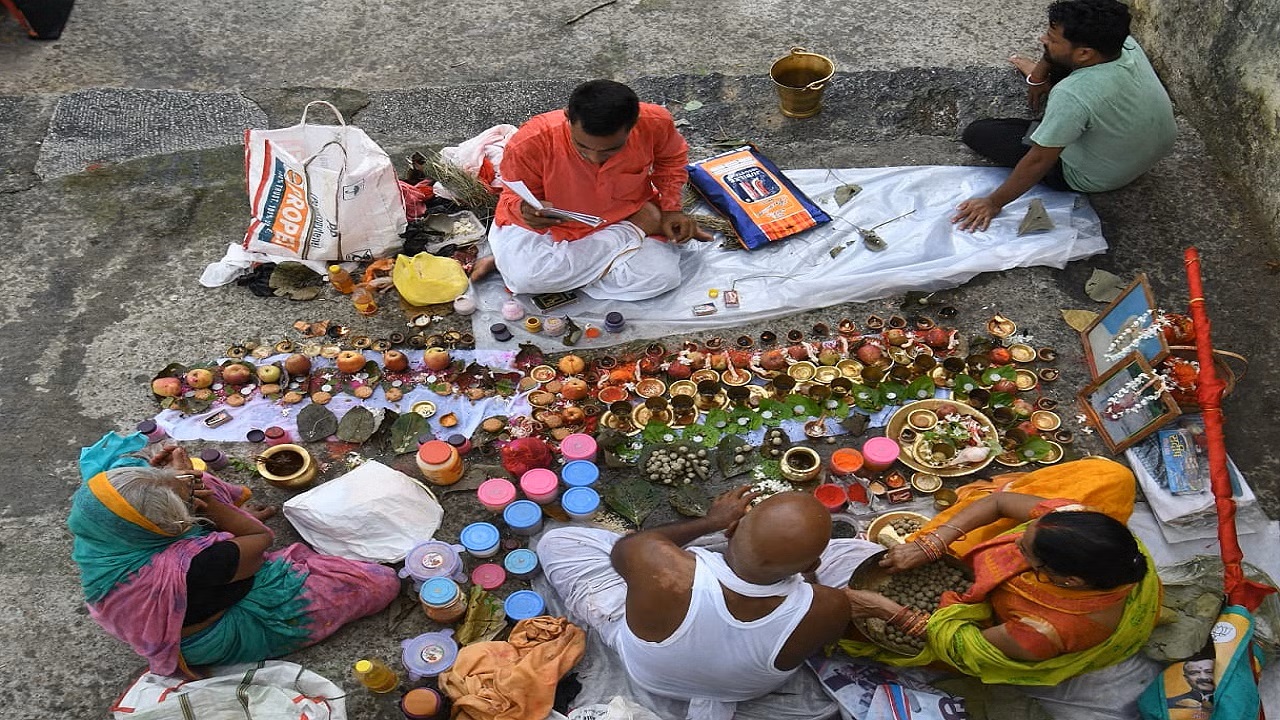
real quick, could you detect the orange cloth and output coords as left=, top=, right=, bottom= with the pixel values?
left=494, top=103, right=690, bottom=242
left=944, top=529, right=1136, bottom=658
left=916, top=457, right=1136, bottom=557
left=439, top=616, right=586, bottom=720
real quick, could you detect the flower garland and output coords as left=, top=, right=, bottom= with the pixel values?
left=1102, top=371, right=1169, bottom=420
left=1103, top=310, right=1171, bottom=364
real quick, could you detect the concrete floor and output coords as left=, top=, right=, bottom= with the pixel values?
left=1, top=1, right=1277, bottom=718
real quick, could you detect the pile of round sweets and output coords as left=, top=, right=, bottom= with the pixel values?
left=761, top=429, right=789, bottom=459
left=728, top=443, right=754, bottom=467
left=644, top=445, right=712, bottom=485
left=874, top=562, right=971, bottom=652
left=890, top=516, right=924, bottom=535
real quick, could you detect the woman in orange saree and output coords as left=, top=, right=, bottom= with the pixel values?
left=841, top=458, right=1162, bottom=684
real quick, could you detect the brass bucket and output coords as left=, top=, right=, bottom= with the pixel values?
left=770, top=47, right=835, bottom=118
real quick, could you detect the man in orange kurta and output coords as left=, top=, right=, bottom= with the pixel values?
left=488, top=80, right=709, bottom=301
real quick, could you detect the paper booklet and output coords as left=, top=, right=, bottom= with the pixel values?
left=504, top=180, right=604, bottom=227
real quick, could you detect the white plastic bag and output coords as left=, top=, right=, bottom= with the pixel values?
left=111, top=661, right=346, bottom=720
left=440, top=123, right=518, bottom=190
left=282, top=460, right=443, bottom=563
left=243, top=100, right=406, bottom=262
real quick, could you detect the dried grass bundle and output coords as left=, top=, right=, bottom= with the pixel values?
left=429, top=154, right=499, bottom=218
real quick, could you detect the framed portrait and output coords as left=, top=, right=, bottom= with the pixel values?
left=1080, top=274, right=1170, bottom=378
left=1078, top=352, right=1181, bottom=453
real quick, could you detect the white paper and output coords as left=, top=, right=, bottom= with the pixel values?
left=503, top=179, right=604, bottom=227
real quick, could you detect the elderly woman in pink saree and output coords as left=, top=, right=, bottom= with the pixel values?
left=69, top=432, right=400, bottom=676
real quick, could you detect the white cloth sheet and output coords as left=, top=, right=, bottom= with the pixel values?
left=471, top=165, right=1105, bottom=349
left=153, top=349, right=517, bottom=442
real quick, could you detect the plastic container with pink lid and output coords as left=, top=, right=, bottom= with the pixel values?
left=559, top=433, right=598, bottom=462
left=519, top=468, right=560, bottom=504
left=477, top=478, right=517, bottom=513
left=861, top=436, right=901, bottom=473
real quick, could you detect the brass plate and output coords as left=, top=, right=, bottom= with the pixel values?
left=813, top=365, right=841, bottom=384
left=885, top=399, right=998, bottom=477
left=690, top=369, right=721, bottom=385
left=320, top=345, right=341, bottom=359
left=1037, top=441, right=1065, bottom=464
left=599, top=411, right=642, bottom=436
left=834, top=356, right=865, bottom=379
left=787, top=362, right=817, bottom=382
left=669, top=380, right=698, bottom=397
left=530, top=365, right=557, bottom=383
left=635, top=378, right=667, bottom=398
left=1014, top=369, right=1039, bottom=391
left=1008, top=343, right=1036, bottom=363
left=1030, top=410, right=1061, bottom=431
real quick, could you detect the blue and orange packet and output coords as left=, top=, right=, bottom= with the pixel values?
left=687, top=145, right=831, bottom=250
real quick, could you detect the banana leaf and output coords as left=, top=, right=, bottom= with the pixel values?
left=456, top=585, right=508, bottom=645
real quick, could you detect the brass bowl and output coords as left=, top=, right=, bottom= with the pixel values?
left=848, top=549, right=972, bottom=656
left=256, top=444, right=317, bottom=490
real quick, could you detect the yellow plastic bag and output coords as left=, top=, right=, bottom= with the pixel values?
left=392, top=253, right=468, bottom=306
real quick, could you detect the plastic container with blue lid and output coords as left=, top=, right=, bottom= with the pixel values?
left=400, top=540, right=467, bottom=587
left=504, top=590, right=546, bottom=621
left=561, top=487, right=601, bottom=521
left=560, top=460, right=599, bottom=488
left=503, top=549, right=540, bottom=580
left=503, top=500, right=543, bottom=536
left=401, top=629, right=459, bottom=681
left=459, top=522, right=501, bottom=558
left=420, top=577, right=462, bottom=607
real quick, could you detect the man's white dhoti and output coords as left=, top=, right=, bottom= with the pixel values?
left=488, top=221, right=683, bottom=301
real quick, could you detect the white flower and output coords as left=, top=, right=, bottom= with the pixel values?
left=737, top=417, right=750, bottom=426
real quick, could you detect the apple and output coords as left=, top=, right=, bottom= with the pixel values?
left=560, top=377, right=589, bottom=401
left=283, top=354, right=312, bottom=377
left=557, top=354, right=586, bottom=376
left=855, top=343, right=883, bottom=365
left=256, top=364, right=282, bottom=384
left=423, top=348, right=452, bottom=372
left=185, top=368, right=214, bottom=389
left=989, top=347, right=1012, bottom=365
left=221, top=363, right=253, bottom=386
left=382, top=350, right=410, bottom=372
left=336, top=351, right=366, bottom=374
left=991, top=379, right=1018, bottom=394
left=760, top=349, right=788, bottom=371
left=666, top=362, right=692, bottom=380
left=151, top=377, right=182, bottom=397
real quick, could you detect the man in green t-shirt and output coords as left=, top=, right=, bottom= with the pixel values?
left=952, top=0, right=1176, bottom=231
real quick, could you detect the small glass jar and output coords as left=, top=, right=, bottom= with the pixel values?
left=420, top=577, right=468, bottom=624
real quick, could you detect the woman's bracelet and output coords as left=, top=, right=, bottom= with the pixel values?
left=914, top=532, right=947, bottom=561
left=1025, top=75, right=1049, bottom=86
left=938, top=523, right=968, bottom=540
left=888, top=607, right=931, bottom=637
